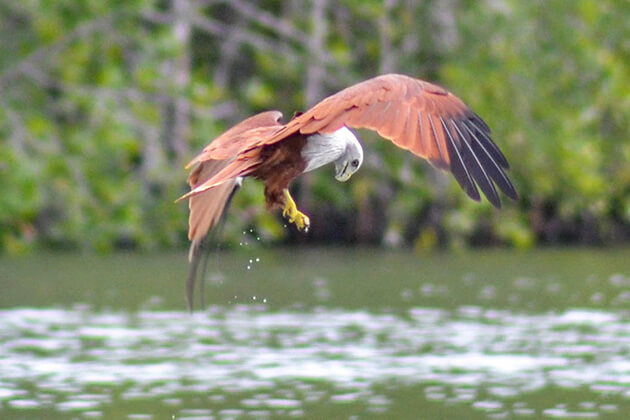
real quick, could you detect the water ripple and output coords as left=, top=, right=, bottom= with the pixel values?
left=1, top=307, right=629, bottom=418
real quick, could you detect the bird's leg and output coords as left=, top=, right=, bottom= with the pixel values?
left=282, top=189, right=310, bottom=232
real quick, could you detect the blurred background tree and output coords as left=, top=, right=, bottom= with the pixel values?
left=1, top=0, right=628, bottom=254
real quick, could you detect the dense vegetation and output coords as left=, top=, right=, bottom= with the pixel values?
left=1, top=0, right=628, bottom=253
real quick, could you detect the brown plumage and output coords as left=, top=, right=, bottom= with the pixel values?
left=187, top=159, right=237, bottom=254
left=183, top=111, right=310, bottom=248
left=179, top=73, right=517, bottom=309
left=274, top=74, right=515, bottom=204
left=185, top=111, right=284, bottom=244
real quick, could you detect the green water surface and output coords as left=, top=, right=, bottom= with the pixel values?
left=1, top=247, right=630, bottom=419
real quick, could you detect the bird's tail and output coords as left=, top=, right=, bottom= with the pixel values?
left=185, top=159, right=242, bottom=311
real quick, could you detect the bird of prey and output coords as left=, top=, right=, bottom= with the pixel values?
left=178, top=73, right=517, bottom=308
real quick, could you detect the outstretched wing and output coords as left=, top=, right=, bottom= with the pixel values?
left=275, top=74, right=517, bottom=207
left=182, top=110, right=286, bottom=240
left=183, top=114, right=286, bottom=310
left=186, top=110, right=285, bottom=168
left=178, top=111, right=286, bottom=201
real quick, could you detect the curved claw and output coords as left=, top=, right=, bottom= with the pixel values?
left=282, top=189, right=310, bottom=233
left=294, top=212, right=310, bottom=232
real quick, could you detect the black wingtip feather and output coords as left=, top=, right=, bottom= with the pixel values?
left=465, top=114, right=510, bottom=168
left=441, top=118, right=480, bottom=202
left=450, top=119, right=501, bottom=208
left=472, top=139, right=517, bottom=200
left=470, top=111, right=491, bottom=133
left=461, top=121, right=518, bottom=202
left=441, top=114, right=518, bottom=208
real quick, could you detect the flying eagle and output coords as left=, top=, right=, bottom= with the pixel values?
left=178, top=73, right=517, bottom=307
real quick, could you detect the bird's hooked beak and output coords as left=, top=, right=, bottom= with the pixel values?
left=335, top=161, right=352, bottom=182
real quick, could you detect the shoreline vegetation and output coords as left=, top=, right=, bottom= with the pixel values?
left=2, top=1, right=628, bottom=254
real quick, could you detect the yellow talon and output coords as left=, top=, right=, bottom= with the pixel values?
left=294, top=212, right=310, bottom=232
left=282, top=189, right=297, bottom=221
left=282, top=189, right=310, bottom=232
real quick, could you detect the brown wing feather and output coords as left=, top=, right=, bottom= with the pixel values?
left=186, top=159, right=243, bottom=311
left=178, top=111, right=287, bottom=202
left=183, top=114, right=285, bottom=312
left=182, top=110, right=288, bottom=258
left=187, top=160, right=238, bottom=245
left=178, top=148, right=263, bottom=202
left=261, top=73, right=516, bottom=207
left=186, top=110, right=284, bottom=167
left=293, top=74, right=468, bottom=164
left=182, top=74, right=516, bottom=219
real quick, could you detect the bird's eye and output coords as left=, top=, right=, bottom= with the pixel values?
left=351, top=159, right=360, bottom=168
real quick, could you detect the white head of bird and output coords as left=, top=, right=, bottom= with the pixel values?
left=333, top=126, right=364, bottom=182
left=301, top=125, right=364, bottom=181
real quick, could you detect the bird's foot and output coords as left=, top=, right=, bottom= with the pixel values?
left=282, top=189, right=310, bottom=232
left=293, top=211, right=310, bottom=232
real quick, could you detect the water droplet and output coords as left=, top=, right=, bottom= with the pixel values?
left=256, top=237, right=261, bottom=241
left=249, top=228, right=254, bottom=233
left=252, top=296, right=256, bottom=300
left=249, top=259, right=253, bottom=263
left=255, top=258, right=260, bottom=262
left=247, top=265, right=251, bottom=270
left=263, top=298, right=267, bottom=303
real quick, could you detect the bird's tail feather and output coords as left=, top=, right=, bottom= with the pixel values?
left=185, top=159, right=243, bottom=311
left=186, top=181, right=241, bottom=311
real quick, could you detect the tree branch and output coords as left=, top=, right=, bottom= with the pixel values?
left=1, top=101, right=28, bottom=157
left=379, top=0, right=399, bottom=74
left=306, top=0, right=328, bottom=106
left=192, top=15, right=296, bottom=60
left=229, top=0, right=310, bottom=46
left=0, top=12, right=117, bottom=91
left=169, top=0, right=193, bottom=164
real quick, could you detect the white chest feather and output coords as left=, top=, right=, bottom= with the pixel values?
left=301, top=127, right=358, bottom=173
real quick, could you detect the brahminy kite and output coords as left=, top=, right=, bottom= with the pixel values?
left=178, top=73, right=517, bottom=308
